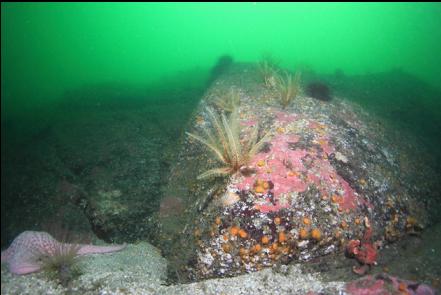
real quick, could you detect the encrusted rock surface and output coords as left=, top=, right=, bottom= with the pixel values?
left=157, top=64, right=438, bottom=281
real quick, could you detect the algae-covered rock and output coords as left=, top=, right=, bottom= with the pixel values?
left=157, top=63, right=437, bottom=282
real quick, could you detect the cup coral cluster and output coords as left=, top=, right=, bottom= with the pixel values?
left=194, top=212, right=323, bottom=278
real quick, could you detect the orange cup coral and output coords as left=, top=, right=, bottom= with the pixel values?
left=299, top=228, right=309, bottom=239
left=303, top=217, right=311, bottom=225
left=311, top=228, right=322, bottom=241
left=238, top=229, right=248, bottom=239
left=278, top=231, right=287, bottom=243
left=230, top=226, right=239, bottom=236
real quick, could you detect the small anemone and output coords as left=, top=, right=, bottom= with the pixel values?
left=40, top=243, right=82, bottom=287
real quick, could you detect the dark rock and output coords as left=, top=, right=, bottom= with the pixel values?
left=306, top=82, right=332, bottom=101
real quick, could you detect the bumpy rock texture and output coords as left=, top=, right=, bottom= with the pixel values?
left=157, top=64, right=438, bottom=282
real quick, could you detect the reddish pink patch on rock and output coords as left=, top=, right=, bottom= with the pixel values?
left=273, top=174, right=308, bottom=196
left=345, top=276, right=385, bottom=295
left=307, top=173, right=320, bottom=184
left=233, top=112, right=361, bottom=213
left=235, top=179, right=253, bottom=191
left=235, top=133, right=311, bottom=213
left=236, top=134, right=308, bottom=197
left=338, top=177, right=357, bottom=210
left=308, top=121, right=322, bottom=129
left=345, top=274, right=438, bottom=295
left=274, top=111, right=298, bottom=125
left=279, top=134, right=301, bottom=144
left=256, top=202, right=288, bottom=213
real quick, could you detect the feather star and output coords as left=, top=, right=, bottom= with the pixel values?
left=1, top=231, right=126, bottom=275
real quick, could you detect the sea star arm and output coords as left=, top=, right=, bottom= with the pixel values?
left=76, top=243, right=127, bottom=255
left=10, top=262, right=42, bottom=275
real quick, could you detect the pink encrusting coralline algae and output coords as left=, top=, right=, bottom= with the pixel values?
left=345, top=274, right=438, bottom=295
left=233, top=111, right=364, bottom=213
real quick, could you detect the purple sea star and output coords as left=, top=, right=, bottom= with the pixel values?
left=1, top=231, right=126, bottom=275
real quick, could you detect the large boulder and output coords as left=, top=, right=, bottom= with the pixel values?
left=157, top=63, right=438, bottom=282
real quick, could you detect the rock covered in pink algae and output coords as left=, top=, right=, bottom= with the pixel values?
left=159, top=65, right=434, bottom=281
left=345, top=273, right=438, bottom=295
left=233, top=113, right=362, bottom=214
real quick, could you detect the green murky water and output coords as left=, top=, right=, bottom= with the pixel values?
left=2, top=3, right=441, bottom=154
left=2, top=3, right=441, bottom=114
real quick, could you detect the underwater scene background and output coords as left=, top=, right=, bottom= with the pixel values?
left=1, top=3, right=441, bottom=294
